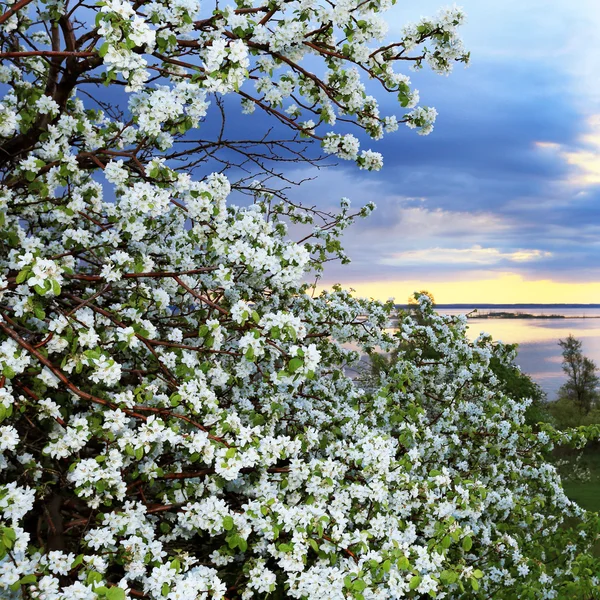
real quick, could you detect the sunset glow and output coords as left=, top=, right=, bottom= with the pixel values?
left=319, top=273, right=600, bottom=305
left=300, top=0, right=600, bottom=303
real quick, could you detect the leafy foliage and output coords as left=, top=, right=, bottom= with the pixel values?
left=557, top=335, right=600, bottom=415
left=487, top=344, right=549, bottom=428
left=0, top=0, right=599, bottom=598
left=407, top=290, right=435, bottom=307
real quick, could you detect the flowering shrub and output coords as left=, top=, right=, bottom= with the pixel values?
left=1, top=0, right=600, bottom=598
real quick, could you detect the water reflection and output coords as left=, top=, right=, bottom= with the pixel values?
left=465, top=318, right=600, bottom=345
left=463, top=317, right=600, bottom=400
left=349, top=310, right=600, bottom=401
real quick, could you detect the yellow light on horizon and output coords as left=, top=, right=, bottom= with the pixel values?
left=536, top=114, right=600, bottom=186
left=316, top=273, right=600, bottom=304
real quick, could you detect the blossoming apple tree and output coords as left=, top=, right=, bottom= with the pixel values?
left=1, top=0, right=599, bottom=598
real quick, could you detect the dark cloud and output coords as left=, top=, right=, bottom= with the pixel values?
left=279, top=53, right=600, bottom=285
left=59, top=0, right=600, bottom=291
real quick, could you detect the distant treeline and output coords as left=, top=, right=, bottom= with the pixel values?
left=472, top=312, right=565, bottom=320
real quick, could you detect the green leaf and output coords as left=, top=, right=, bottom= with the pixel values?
left=223, top=516, right=234, bottom=531
left=440, top=570, right=456, bottom=584
left=106, top=588, right=126, bottom=600
left=98, top=43, right=110, bottom=58
left=250, top=411, right=265, bottom=426
left=15, top=269, right=29, bottom=284
left=462, top=536, right=473, bottom=552
left=288, top=357, right=303, bottom=373
left=93, top=586, right=108, bottom=595
left=409, top=575, right=421, bottom=591
left=86, top=571, right=103, bottom=585
left=18, top=574, right=37, bottom=585
left=2, top=528, right=15, bottom=543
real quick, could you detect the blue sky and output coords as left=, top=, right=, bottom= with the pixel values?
left=292, top=0, right=600, bottom=303
left=71, top=0, right=600, bottom=302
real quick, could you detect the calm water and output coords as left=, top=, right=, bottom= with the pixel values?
left=439, top=307, right=600, bottom=400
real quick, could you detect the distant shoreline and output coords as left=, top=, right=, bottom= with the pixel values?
left=469, top=313, right=600, bottom=320
left=466, top=312, right=600, bottom=320
left=394, top=305, right=600, bottom=320
left=470, top=312, right=566, bottom=319
left=398, top=303, right=600, bottom=309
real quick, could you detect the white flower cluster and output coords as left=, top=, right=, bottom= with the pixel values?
left=0, top=1, right=598, bottom=598
left=0, top=96, right=20, bottom=138
left=406, top=106, right=439, bottom=136
left=129, top=83, right=210, bottom=138
left=2, top=168, right=598, bottom=596
left=98, top=0, right=157, bottom=90
left=75, top=0, right=472, bottom=165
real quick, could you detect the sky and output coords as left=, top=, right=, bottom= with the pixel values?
left=296, top=0, right=600, bottom=304
left=68, top=0, right=600, bottom=305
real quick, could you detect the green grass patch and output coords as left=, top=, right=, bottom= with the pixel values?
left=563, top=480, right=600, bottom=513
left=558, top=444, right=600, bottom=514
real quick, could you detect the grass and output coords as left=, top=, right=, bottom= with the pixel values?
left=558, top=445, right=600, bottom=512
left=549, top=444, right=600, bottom=563
left=563, top=480, right=600, bottom=513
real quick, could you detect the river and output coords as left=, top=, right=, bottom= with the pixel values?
left=438, top=306, right=600, bottom=400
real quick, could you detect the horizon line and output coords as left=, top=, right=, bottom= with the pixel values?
left=398, top=303, right=600, bottom=308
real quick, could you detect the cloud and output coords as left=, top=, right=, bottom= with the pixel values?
left=304, top=4, right=600, bottom=290
left=536, top=115, right=600, bottom=186
left=535, top=142, right=561, bottom=150
left=365, top=207, right=508, bottom=239
left=284, top=165, right=511, bottom=238
left=317, top=204, right=515, bottom=281
left=380, top=246, right=552, bottom=266
left=226, top=0, right=600, bottom=299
